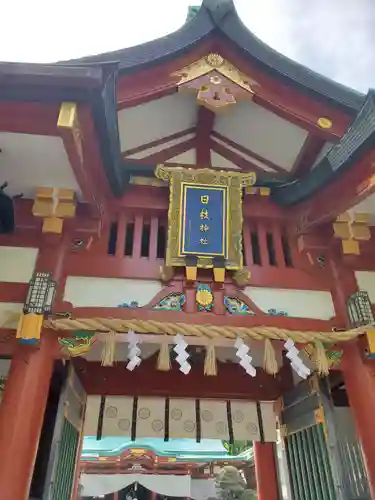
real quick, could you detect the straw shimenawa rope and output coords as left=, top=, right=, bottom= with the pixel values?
left=157, top=338, right=171, bottom=372
left=263, top=338, right=279, bottom=376
left=204, top=344, right=217, bottom=376
left=101, top=330, right=117, bottom=366
left=313, top=341, right=330, bottom=376
left=45, top=317, right=367, bottom=343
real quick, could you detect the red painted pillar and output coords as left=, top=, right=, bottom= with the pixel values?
left=341, top=341, right=375, bottom=498
left=0, top=234, right=68, bottom=500
left=0, top=333, right=55, bottom=500
left=254, top=442, right=278, bottom=500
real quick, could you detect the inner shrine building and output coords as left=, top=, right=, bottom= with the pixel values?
left=1, top=1, right=375, bottom=499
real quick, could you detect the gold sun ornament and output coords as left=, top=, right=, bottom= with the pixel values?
left=196, top=284, right=214, bottom=311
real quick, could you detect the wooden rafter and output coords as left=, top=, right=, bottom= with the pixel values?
left=131, top=137, right=196, bottom=164
left=210, top=138, right=272, bottom=174
left=121, top=127, right=195, bottom=158
left=291, top=134, right=326, bottom=177
left=211, top=131, right=285, bottom=174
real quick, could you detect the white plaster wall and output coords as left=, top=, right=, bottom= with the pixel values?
left=243, top=287, right=335, bottom=320
left=0, top=302, right=22, bottom=328
left=0, top=246, right=38, bottom=282
left=355, top=271, right=375, bottom=302
left=64, top=277, right=164, bottom=308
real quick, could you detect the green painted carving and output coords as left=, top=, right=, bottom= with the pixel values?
left=224, top=296, right=253, bottom=315
left=152, top=292, right=185, bottom=311
left=59, top=331, right=96, bottom=357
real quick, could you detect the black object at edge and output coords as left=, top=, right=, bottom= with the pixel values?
left=96, top=396, right=106, bottom=440
left=164, top=398, right=170, bottom=442
left=131, top=397, right=138, bottom=441
left=227, top=400, right=234, bottom=445
left=256, top=401, right=265, bottom=444
left=196, top=399, right=201, bottom=443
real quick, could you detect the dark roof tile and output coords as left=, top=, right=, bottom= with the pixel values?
left=63, top=0, right=365, bottom=111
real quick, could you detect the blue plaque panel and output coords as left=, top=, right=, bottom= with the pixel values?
left=179, top=183, right=228, bottom=257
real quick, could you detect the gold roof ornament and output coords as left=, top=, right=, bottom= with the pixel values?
left=172, top=53, right=260, bottom=112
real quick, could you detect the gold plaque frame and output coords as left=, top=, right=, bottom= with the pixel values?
left=155, top=165, right=256, bottom=270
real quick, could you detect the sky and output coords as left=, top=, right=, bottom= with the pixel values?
left=0, top=0, right=373, bottom=92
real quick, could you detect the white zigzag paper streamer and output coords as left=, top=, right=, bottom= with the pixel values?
left=126, top=330, right=141, bottom=371
left=284, top=339, right=311, bottom=379
left=173, top=334, right=191, bottom=375
left=235, top=337, right=256, bottom=377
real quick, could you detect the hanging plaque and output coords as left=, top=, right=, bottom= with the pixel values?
left=155, top=166, right=256, bottom=269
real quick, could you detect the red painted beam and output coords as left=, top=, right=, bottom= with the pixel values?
left=0, top=100, right=110, bottom=221
left=57, top=303, right=340, bottom=332
left=0, top=102, right=59, bottom=135
left=243, top=196, right=294, bottom=220
left=8, top=199, right=104, bottom=238
left=75, top=106, right=113, bottom=213
left=0, top=331, right=63, bottom=357
left=290, top=134, right=326, bottom=177
left=59, top=120, right=99, bottom=209
left=115, top=185, right=169, bottom=212
left=301, top=150, right=375, bottom=228
left=0, top=283, right=28, bottom=303
left=116, top=39, right=217, bottom=109
left=195, top=106, right=215, bottom=166
left=74, top=356, right=291, bottom=400
left=63, top=251, right=335, bottom=290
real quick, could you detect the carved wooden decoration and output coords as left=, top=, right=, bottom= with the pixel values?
left=173, top=53, right=259, bottom=112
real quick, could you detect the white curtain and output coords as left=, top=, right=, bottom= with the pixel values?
left=80, top=473, right=191, bottom=497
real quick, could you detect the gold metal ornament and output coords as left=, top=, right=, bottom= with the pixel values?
left=172, top=53, right=259, bottom=112
left=317, top=117, right=333, bottom=129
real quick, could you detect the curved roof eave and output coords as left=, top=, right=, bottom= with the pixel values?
left=63, top=0, right=364, bottom=112
left=272, top=89, right=375, bottom=206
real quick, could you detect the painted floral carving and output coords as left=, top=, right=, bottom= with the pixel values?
left=152, top=293, right=185, bottom=311
left=196, top=284, right=214, bottom=311
left=224, top=296, right=252, bottom=315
